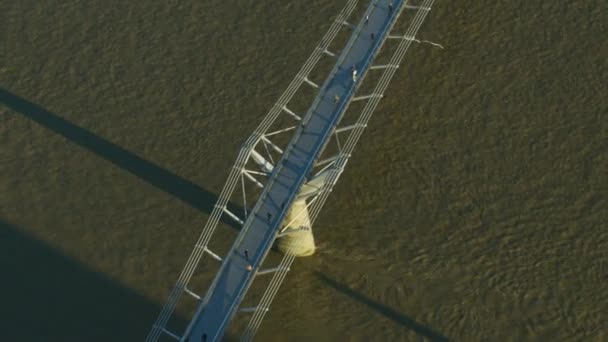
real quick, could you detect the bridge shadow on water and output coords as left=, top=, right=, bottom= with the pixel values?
left=316, top=272, right=450, bottom=342
left=0, top=88, right=242, bottom=230
left=0, top=218, right=188, bottom=341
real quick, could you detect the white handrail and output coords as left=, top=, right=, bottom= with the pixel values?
left=145, top=1, right=359, bottom=341
left=242, top=0, right=436, bottom=339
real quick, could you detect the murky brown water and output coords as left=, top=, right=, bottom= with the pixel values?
left=1, top=1, right=606, bottom=341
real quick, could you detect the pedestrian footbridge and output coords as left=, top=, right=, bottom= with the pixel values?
left=146, top=1, right=437, bottom=341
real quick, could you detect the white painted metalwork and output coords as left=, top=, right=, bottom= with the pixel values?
left=184, top=287, right=201, bottom=301
left=404, top=4, right=431, bottom=11
left=203, top=247, right=223, bottom=262
left=319, top=47, right=337, bottom=57
left=261, top=135, right=284, bottom=154
left=409, top=38, right=445, bottom=49
left=256, top=267, right=290, bottom=276
left=241, top=1, right=437, bottom=340
left=239, top=307, right=269, bottom=314
left=222, top=207, right=244, bottom=225
left=145, top=2, right=359, bottom=341
left=334, top=123, right=366, bottom=134
left=146, top=0, right=439, bottom=340
left=340, top=20, right=355, bottom=29
left=315, top=154, right=340, bottom=167
left=161, top=327, right=181, bottom=341
left=265, top=126, right=296, bottom=137
left=243, top=170, right=264, bottom=188
left=243, top=169, right=269, bottom=177
left=303, top=76, right=320, bottom=89
left=370, top=64, right=399, bottom=70
left=389, top=35, right=444, bottom=49
left=351, top=94, right=383, bottom=102
left=281, top=106, right=302, bottom=121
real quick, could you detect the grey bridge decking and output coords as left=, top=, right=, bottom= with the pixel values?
left=147, top=1, right=437, bottom=341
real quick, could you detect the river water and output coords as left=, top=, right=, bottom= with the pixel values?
left=1, top=1, right=606, bottom=341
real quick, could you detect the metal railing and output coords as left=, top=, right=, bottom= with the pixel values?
left=241, top=0, right=437, bottom=339
left=145, top=1, right=359, bottom=341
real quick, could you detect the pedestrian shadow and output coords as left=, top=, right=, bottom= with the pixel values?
left=0, top=88, right=242, bottom=230
left=0, top=218, right=190, bottom=341
left=315, top=272, right=450, bottom=342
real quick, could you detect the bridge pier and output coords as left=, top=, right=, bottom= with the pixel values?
left=277, top=199, right=316, bottom=256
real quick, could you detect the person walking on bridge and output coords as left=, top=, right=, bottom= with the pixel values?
left=244, top=249, right=253, bottom=271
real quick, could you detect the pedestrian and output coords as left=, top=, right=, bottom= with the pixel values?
left=334, top=95, right=340, bottom=104
left=365, top=14, right=369, bottom=25
left=352, top=68, right=358, bottom=82
left=246, top=264, right=253, bottom=272
left=244, top=249, right=250, bottom=261
left=389, top=2, right=393, bottom=13
left=267, top=212, right=272, bottom=223
left=371, top=32, right=375, bottom=40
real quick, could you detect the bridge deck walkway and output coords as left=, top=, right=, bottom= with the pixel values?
left=187, top=1, right=404, bottom=340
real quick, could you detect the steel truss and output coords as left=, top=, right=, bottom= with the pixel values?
left=146, top=1, right=438, bottom=340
